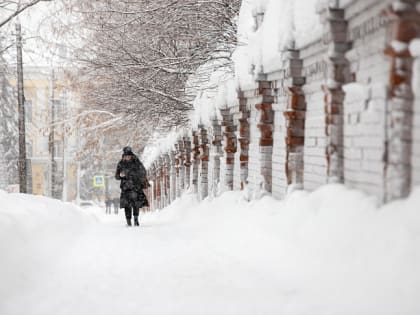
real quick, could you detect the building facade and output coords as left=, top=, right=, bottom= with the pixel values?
left=10, top=66, right=81, bottom=200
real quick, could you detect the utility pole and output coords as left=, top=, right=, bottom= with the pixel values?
left=76, top=120, right=81, bottom=205
left=16, top=22, right=27, bottom=193
left=48, top=69, right=56, bottom=198
left=62, top=90, right=69, bottom=202
left=76, top=160, right=81, bottom=204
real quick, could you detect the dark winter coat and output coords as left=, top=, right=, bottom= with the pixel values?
left=115, top=154, right=149, bottom=209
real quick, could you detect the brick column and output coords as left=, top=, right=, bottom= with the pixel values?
left=145, top=169, right=152, bottom=211
left=384, top=0, right=420, bottom=201
left=199, top=124, right=209, bottom=199
left=211, top=116, right=223, bottom=195
left=283, top=49, right=306, bottom=190
left=177, top=139, right=185, bottom=192
left=255, top=79, right=274, bottom=193
left=220, top=107, right=237, bottom=190
left=183, top=135, right=192, bottom=189
left=154, top=160, right=162, bottom=209
left=149, top=163, right=156, bottom=210
left=160, top=155, right=166, bottom=207
left=174, top=143, right=181, bottom=198
left=322, top=7, right=351, bottom=183
left=163, top=153, right=171, bottom=206
left=169, top=150, right=177, bottom=202
left=159, top=156, right=166, bottom=208
left=238, top=90, right=250, bottom=190
left=192, top=130, right=200, bottom=194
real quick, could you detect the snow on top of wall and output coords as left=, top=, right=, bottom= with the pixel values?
left=141, top=130, right=181, bottom=168
left=233, top=0, right=323, bottom=89
left=188, top=56, right=237, bottom=127
left=410, top=39, right=420, bottom=57
left=145, top=0, right=325, bottom=157
left=392, top=1, right=411, bottom=12
left=316, top=0, right=354, bottom=9
left=392, top=40, right=409, bottom=53
left=190, top=86, right=219, bottom=128
left=294, top=0, right=324, bottom=47
left=216, top=77, right=239, bottom=110
left=343, top=82, right=367, bottom=103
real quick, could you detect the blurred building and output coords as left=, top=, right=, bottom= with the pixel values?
left=10, top=66, right=81, bottom=201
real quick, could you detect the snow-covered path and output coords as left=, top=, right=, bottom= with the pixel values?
left=1, top=195, right=284, bottom=315
left=1, top=186, right=420, bottom=315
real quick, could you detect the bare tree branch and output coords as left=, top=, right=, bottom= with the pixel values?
left=0, top=0, right=53, bottom=29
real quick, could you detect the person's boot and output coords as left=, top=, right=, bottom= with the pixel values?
left=126, top=218, right=132, bottom=226
left=134, top=217, right=139, bottom=226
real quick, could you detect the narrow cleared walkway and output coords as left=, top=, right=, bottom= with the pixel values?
left=1, top=207, right=286, bottom=315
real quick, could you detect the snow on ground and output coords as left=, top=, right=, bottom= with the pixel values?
left=0, top=185, right=420, bottom=315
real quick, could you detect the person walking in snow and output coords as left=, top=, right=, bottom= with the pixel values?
left=105, top=198, right=112, bottom=214
left=112, top=197, right=119, bottom=214
left=115, top=146, right=149, bottom=226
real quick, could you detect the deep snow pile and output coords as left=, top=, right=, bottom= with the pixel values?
left=233, top=0, right=323, bottom=88
left=1, top=185, right=420, bottom=315
left=0, top=191, right=97, bottom=302
left=155, top=185, right=420, bottom=314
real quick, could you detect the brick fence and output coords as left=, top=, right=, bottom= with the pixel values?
left=144, top=0, right=420, bottom=209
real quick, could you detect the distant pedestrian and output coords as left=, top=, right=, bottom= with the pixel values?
left=113, top=197, right=119, bottom=214
left=115, top=146, right=150, bottom=226
left=105, top=198, right=112, bottom=214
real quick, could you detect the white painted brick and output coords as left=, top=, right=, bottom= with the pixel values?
left=362, top=148, right=383, bottom=160
left=305, top=137, right=318, bottom=147
left=344, top=126, right=364, bottom=136
left=344, top=159, right=362, bottom=171
left=353, top=136, right=383, bottom=148
left=370, top=83, right=388, bottom=99
left=361, top=159, right=383, bottom=173
left=305, top=146, right=326, bottom=156
left=304, top=173, right=327, bottom=188
left=304, top=164, right=327, bottom=176
left=305, top=126, right=325, bottom=137
left=344, top=147, right=362, bottom=159
left=305, top=116, right=325, bottom=127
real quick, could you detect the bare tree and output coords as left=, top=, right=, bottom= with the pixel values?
left=29, top=0, right=241, bottom=184
left=60, top=0, right=240, bottom=131
left=0, top=0, right=53, bottom=28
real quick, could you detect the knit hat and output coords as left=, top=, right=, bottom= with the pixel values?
left=123, top=146, right=133, bottom=155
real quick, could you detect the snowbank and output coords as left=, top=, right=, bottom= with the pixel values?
left=148, top=184, right=420, bottom=314
left=1, top=185, right=419, bottom=314
left=0, top=191, right=97, bottom=301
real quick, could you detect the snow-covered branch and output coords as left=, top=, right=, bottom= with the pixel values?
left=0, top=0, right=52, bottom=28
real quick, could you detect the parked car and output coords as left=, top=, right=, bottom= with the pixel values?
left=79, top=200, right=96, bottom=208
